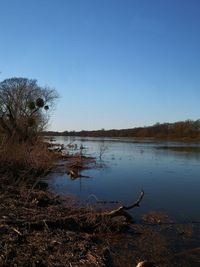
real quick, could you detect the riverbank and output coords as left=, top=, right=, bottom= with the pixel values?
left=1, top=143, right=200, bottom=266
left=0, top=144, right=129, bottom=266
left=0, top=174, right=112, bottom=266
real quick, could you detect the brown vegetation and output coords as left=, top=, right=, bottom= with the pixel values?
left=0, top=175, right=111, bottom=266
left=0, top=139, right=54, bottom=183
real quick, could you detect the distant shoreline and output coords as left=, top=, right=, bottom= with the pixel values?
left=43, top=119, right=200, bottom=142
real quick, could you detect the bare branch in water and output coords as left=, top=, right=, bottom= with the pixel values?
left=103, top=190, right=144, bottom=218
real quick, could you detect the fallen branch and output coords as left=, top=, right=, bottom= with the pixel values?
left=103, top=190, right=144, bottom=218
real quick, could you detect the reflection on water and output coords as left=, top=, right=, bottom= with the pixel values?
left=46, top=136, right=200, bottom=222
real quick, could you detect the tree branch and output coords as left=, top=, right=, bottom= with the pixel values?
left=103, top=190, right=144, bottom=218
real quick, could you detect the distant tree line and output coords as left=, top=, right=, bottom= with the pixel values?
left=44, top=119, right=200, bottom=140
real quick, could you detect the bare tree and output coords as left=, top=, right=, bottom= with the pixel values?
left=0, top=77, right=58, bottom=142
left=99, top=143, right=108, bottom=160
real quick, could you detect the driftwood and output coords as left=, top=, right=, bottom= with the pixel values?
left=103, top=190, right=144, bottom=218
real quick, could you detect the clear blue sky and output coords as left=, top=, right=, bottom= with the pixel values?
left=0, top=0, right=199, bottom=131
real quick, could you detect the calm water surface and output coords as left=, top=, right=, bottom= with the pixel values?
left=46, top=136, right=200, bottom=222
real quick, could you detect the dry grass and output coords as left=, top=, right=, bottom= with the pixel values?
left=0, top=176, right=109, bottom=267
left=0, top=139, right=54, bottom=183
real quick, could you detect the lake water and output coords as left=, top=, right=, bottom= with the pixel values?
left=46, top=136, right=200, bottom=222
